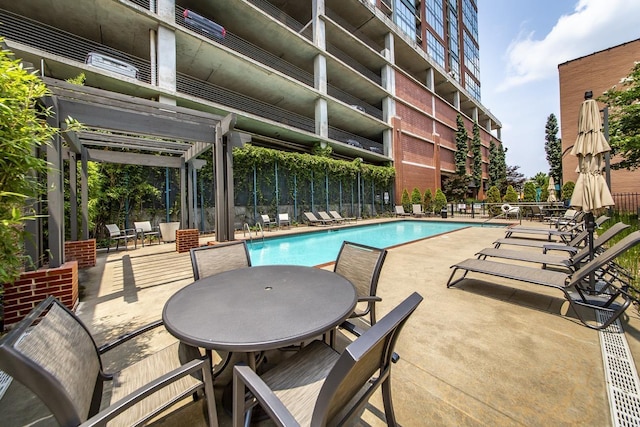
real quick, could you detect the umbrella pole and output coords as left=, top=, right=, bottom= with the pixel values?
left=586, top=212, right=596, bottom=292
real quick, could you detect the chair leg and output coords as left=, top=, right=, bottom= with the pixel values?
left=381, top=376, right=399, bottom=427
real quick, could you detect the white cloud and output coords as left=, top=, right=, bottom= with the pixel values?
left=498, top=0, right=640, bottom=91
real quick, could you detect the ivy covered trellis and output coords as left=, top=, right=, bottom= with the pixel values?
left=232, top=145, right=395, bottom=224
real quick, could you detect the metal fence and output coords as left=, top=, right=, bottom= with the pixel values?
left=611, top=193, right=640, bottom=215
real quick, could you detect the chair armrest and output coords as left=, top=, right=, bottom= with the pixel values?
left=233, top=364, right=299, bottom=427
left=358, top=296, right=382, bottom=303
left=80, top=357, right=210, bottom=427
left=98, top=320, right=164, bottom=354
left=340, top=320, right=399, bottom=363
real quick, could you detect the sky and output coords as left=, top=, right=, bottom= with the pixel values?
left=477, top=0, right=640, bottom=179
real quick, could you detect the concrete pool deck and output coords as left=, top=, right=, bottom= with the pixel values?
left=3, top=215, right=640, bottom=425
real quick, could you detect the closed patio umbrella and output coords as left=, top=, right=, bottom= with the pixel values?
left=547, top=176, right=557, bottom=202
left=569, top=91, right=614, bottom=289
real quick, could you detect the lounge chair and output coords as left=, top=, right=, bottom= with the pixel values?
left=503, top=215, right=609, bottom=242
left=260, top=214, right=275, bottom=231
left=133, top=220, right=160, bottom=246
left=494, top=228, right=589, bottom=249
left=232, top=292, right=423, bottom=427
left=317, top=211, right=337, bottom=223
left=303, top=211, right=331, bottom=225
left=0, top=296, right=218, bottom=426
left=412, top=204, right=425, bottom=217
left=477, top=222, right=631, bottom=271
left=105, top=223, right=137, bottom=252
left=330, top=210, right=356, bottom=223
left=446, top=230, right=640, bottom=330
left=278, top=213, right=290, bottom=229
left=395, top=205, right=410, bottom=217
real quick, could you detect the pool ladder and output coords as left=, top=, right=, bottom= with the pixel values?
left=243, top=222, right=264, bottom=244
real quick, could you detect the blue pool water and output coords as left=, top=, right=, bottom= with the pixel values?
left=247, top=220, right=486, bottom=266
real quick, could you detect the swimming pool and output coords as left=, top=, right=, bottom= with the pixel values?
left=247, top=220, right=490, bottom=266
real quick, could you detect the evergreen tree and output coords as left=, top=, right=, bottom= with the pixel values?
left=410, top=187, right=422, bottom=205
left=504, top=185, right=518, bottom=203
left=455, top=114, right=469, bottom=176
left=599, top=62, right=640, bottom=169
left=401, top=188, right=410, bottom=211
left=544, top=113, right=562, bottom=183
left=433, top=189, right=447, bottom=212
left=471, top=121, right=483, bottom=189
left=505, top=165, right=526, bottom=194
left=422, top=188, right=433, bottom=213
left=489, top=139, right=507, bottom=192
left=523, top=181, right=536, bottom=202
left=485, top=185, right=502, bottom=216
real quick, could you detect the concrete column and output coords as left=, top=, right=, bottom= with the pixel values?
left=156, top=0, right=174, bottom=21
left=156, top=25, right=176, bottom=94
left=453, top=90, right=460, bottom=110
left=472, top=107, right=478, bottom=122
left=486, top=119, right=492, bottom=132
left=315, top=98, right=328, bottom=138
left=314, top=54, right=327, bottom=94
left=312, top=0, right=326, bottom=50
left=426, top=67, right=434, bottom=90
left=384, top=32, right=394, bottom=64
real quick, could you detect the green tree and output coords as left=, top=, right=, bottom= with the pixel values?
left=455, top=114, right=469, bottom=176
left=410, top=187, right=422, bottom=206
left=485, top=185, right=502, bottom=216
left=544, top=113, right=562, bottom=183
left=599, top=62, right=640, bottom=170
left=505, top=165, right=526, bottom=194
left=523, top=181, right=537, bottom=202
left=443, top=174, right=469, bottom=203
left=562, top=181, right=575, bottom=202
left=433, top=189, right=447, bottom=212
left=504, top=185, right=518, bottom=203
left=488, top=140, right=507, bottom=191
left=471, top=121, right=483, bottom=188
left=422, top=188, right=433, bottom=214
left=400, top=188, right=410, bottom=212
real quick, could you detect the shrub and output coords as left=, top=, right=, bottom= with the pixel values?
left=486, top=185, right=502, bottom=216
left=562, top=181, right=575, bottom=202
left=504, top=185, right=518, bottom=204
left=410, top=188, right=422, bottom=206
left=523, top=181, right=536, bottom=202
left=423, top=189, right=433, bottom=214
left=401, top=189, right=410, bottom=212
left=433, top=189, right=447, bottom=212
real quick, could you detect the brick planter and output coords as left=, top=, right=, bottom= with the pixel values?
left=64, top=239, right=97, bottom=268
left=2, top=261, right=79, bottom=330
left=176, top=229, right=199, bottom=253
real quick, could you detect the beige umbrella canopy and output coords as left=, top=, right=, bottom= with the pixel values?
left=569, top=95, right=614, bottom=214
left=547, top=176, right=556, bottom=202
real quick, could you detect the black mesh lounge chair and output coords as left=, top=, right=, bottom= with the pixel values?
left=447, top=231, right=640, bottom=330
left=133, top=220, right=160, bottom=246
left=395, top=205, right=411, bottom=217
left=509, top=214, right=608, bottom=234
left=304, top=211, right=331, bottom=226
left=232, top=292, right=423, bottom=427
left=477, top=222, right=631, bottom=271
left=0, top=296, right=217, bottom=426
left=493, top=228, right=589, bottom=249
left=503, top=220, right=585, bottom=242
left=330, top=210, right=356, bottom=223
left=190, top=240, right=251, bottom=281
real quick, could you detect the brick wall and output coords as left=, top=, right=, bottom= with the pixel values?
left=64, top=239, right=96, bottom=268
left=2, top=261, right=78, bottom=329
left=176, top=229, right=199, bottom=253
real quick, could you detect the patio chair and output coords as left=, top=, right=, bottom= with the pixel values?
left=334, top=241, right=388, bottom=327
left=232, top=292, right=423, bottom=427
left=260, top=214, right=275, bottom=231
left=494, top=228, right=589, bottom=249
left=0, top=296, right=217, bottom=427
left=412, top=204, right=425, bottom=217
left=105, top=223, right=137, bottom=253
left=318, top=211, right=337, bottom=223
left=303, top=211, right=331, bottom=226
left=330, top=210, right=356, bottom=223
left=278, top=213, right=290, bottom=229
left=190, top=240, right=251, bottom=281
left=477, top=222, right=631, bottom=271
left=395, top=205, right=410, bottom=217
left=446, top=230, right=640, bottom=330
left=133, top=220, right=160, bottom=246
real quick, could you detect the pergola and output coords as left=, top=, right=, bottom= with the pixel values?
left=33, top=78, right=238, bottom=268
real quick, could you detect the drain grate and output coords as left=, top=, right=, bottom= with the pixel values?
left=598, top=310, right=640, bottom=427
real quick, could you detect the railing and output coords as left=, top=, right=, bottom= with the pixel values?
left=243, top=222, right=264, bottom=244
left=611, top=193, right=640, bottom=214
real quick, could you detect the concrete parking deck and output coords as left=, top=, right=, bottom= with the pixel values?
left=3, top=217, right=640, bottom=426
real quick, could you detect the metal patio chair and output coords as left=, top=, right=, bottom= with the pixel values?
left=0, top=296, right=218, bottom=426
left=278, top=213, right=291, bottom=229
left=260, top=214, right=275, bottom=231
left=133, top=220, right=160, bottom=246
left=190, top=240, right=251, bottom=281
left=232, top=292, right=423, bottom=427
left=105, top=223, right=137, bottom=252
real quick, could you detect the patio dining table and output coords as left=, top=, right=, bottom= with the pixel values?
left=162, top=265, right=357, bottom=371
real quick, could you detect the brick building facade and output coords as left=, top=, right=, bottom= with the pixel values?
left=558, top=38, right=640, bottom=195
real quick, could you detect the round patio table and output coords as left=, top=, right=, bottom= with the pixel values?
left=162, top=265, right=357, bottom=356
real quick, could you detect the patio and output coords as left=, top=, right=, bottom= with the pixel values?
left=2, top=217, right=640, bottom=425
